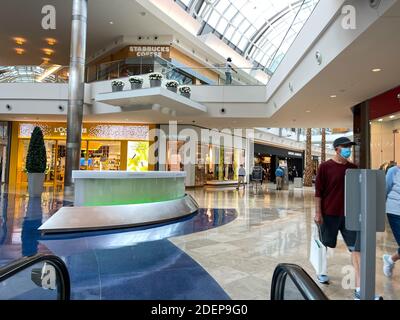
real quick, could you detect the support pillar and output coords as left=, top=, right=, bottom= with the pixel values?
left=303, top=128, right=313, bottom=187
left=64, top=0, right=88, bottom=188
left=321, top=128, right=326, bottom=163
left=352, top=102, right=371, bottom=169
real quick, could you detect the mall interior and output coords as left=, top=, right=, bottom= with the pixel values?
left=0, top=0, right=400, bottom=301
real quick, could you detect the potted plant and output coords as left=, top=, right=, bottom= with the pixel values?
left=165, top=80, right=179, bottom=93
left=129, top=76, right=143, bottom=90
left=149, top=72, right=163, bottom=87
left=179, top=85, right=191, bottom=98
left=26, top=126, right=47, bottom=197
left=111, top=80, right=125, bottom=92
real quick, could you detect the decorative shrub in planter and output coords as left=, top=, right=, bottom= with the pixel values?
left=111, top=80, right=125, bottom=92
left=26, top=126, right=47, bottom=197
left=149, top=72, right=163, bottom=87
left=129, top=76, right=143, bottom=90
left=179, top=85, right=191, bottom=99
left=165, top=80, right=179, bottom=93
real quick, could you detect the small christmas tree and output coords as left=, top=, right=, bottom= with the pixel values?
left=26, top=126, right=47, bottom=173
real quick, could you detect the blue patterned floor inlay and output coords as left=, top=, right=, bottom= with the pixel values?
left=0, top=192, right=236, bottom=300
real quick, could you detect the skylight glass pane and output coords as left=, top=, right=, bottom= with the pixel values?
left=195, top=0, right=319, bottom=72
left=208, top=10, right=221, bottom=28
left=216, top=17, right=228, bottom=34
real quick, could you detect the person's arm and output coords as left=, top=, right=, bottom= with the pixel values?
left=386, top=167, right=396, bottom=198
left=314, top=165, right=324, bottom=225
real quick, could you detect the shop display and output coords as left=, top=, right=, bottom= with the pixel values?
left=127, top=141, right=149, bottom=172
left=14, top=122, right=151, bottom=186
left=87, top=141, right=121, bottom=171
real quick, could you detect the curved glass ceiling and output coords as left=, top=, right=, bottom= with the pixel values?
left=0, top=66, right=67, bottom=83
left=188, top=0, right=319, bottom=73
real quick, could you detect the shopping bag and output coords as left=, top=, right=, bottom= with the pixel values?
left=309, top=225, right=327, bottom=275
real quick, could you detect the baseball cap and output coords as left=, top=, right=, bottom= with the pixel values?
left=333, top=137, right=356, bottom=148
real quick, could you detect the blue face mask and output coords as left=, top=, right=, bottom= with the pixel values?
left=340, top=147, right=352, bottom=159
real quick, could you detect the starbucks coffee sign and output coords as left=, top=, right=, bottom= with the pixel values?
left=129, top=45, right=170, bottom=58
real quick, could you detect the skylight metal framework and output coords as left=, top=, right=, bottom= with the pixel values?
left=177, top=0, right=319, bottom=73
left=0, top=66, right=67, bottom=83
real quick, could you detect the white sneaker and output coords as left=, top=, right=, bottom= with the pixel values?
left=383, top=254, right=395, bottom=277
left=354, top=289, right=383, bottom=300
left=317, top=274, right=330, bottom=284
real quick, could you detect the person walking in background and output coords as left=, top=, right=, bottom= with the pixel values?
left=383, top=164, right=400, bottom=277
left=261, top=167, right=267, bottom=185
left=225, top=57, right=237, bottom=85
left=275, top=166, right=284, bottom=190
left=292, top=166, right=299, bottom=179
left=236, top=164, right=246, bottom=190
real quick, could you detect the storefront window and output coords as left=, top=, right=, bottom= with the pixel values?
left=87, top=141, right=121, bottom=171
left=167, top=140, right=185, bottom=171
left=371, top=120, right=400, bottom=169
left=14, top=122, right=151, bottom=186
left=205, top=145, right=245, bottom=182
left=0, top=122, right=9, bottom=184
left=17, top=139, right=57, bottom=184
left=127, top=141, right=149, bottom=172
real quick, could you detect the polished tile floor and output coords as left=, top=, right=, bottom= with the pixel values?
left=1, top=183, right=400, bottom=300
left=182, top=184, right=400, bottom=300
left=0, top=189, right=235, bottom=299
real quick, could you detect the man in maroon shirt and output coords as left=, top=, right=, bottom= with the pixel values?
left=315, top=137, right=360, bottom=295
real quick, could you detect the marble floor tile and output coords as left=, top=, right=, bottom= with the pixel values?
left=180, top=186, right=400, bottom=300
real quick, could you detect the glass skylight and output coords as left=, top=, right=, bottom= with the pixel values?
left=189, top=0, right=319, bottom=73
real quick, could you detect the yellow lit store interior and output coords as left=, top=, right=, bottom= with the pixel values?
left=9, top=122, right=155, bottom=188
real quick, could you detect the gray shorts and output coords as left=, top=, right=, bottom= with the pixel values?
left=320, top=215, right=360, bottom=252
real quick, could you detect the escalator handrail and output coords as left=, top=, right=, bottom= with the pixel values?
left=271, top=263, right=329, bottom=300
left=0, top=253, right=70, bottom=300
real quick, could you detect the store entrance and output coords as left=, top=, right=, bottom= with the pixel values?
left=55, top=141, right=66, bottom=185
left=17, top=139, right=117, bottom=187
left=0, top=144, right=8, bottom=184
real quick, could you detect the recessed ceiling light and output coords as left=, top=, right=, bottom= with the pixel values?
left=390, top=115, right=395, bottom=119
left=372, top=68, right=382, bottom=72
left=15, top=48, right=25, bottom=55
left=306, top=110, right=311, bottom=113
left=378, top=118, right=383, bottom=122
left=42, top=48, right=54, bottom=56
left=330, top=95, right=337, bottom=98
left=45, top=38, right=57, bottom=45
left=109, top=21, right=114, bottom=25
left=13, top=37, right=26, bottom=45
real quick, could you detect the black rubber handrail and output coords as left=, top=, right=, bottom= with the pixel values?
left=271, top=263, right=329, bottom=300
left=0, top=254, right=70, bottom=300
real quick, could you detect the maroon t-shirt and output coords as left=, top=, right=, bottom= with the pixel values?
left=315, top=159, right=358, bottom=216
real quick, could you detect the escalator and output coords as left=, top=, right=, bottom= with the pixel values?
left=271, top=263, right=329, bottom=300
left=0, top=257, right=325, bottom=300
left=0, top=254, right=70, bottom=300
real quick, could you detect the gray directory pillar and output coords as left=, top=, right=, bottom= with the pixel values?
left=345, top=169, right=385, bottom=300
left=65, top=0, right=88, bottom=188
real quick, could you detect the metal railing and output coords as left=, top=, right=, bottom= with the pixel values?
left=0, top=253, right=70, bottom=300
left=270, top=263, right=328, bottom=300
left=87, top=56, right=268, bottom=85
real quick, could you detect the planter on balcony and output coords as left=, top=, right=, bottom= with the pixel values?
left=179, top=85, right=191, bottom=99
left=129, top=76, right=143, bottom=90
left=149, top=73, right=163, bottom=87
left=111, top=80, right=124, bottom=92
left=166, top=80, right=179, bottom=93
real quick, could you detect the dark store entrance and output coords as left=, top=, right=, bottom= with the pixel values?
left=254, top=143, right=304, bottom=183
